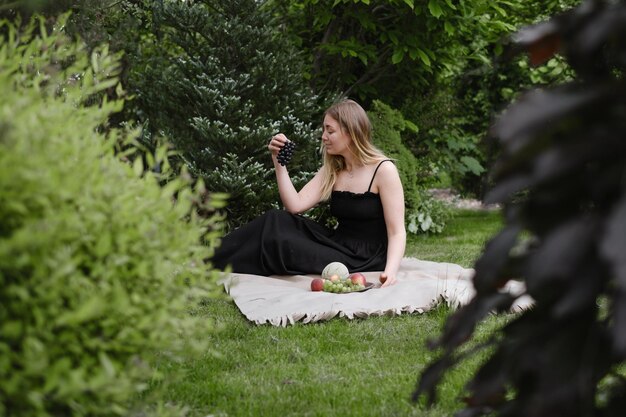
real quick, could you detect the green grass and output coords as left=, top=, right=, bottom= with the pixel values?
left=149, top=209, right=507, bottom=417
left=406, top=209, right=503, bottom=267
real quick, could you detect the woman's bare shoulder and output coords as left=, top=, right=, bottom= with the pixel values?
left=376, top=159, right=400, bottom=178
left=369, top=159, right=401, bottom=194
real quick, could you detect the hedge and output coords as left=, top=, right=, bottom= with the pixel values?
left=0, top=15, right=224, bottom=417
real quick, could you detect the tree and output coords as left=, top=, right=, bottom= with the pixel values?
left=414, top=1, right=626, bottom=416
left=79, top=0, right=328, bottom=228
left=147, top=1, right=324, bottom=227
left=434, top=0, right=582, bottom=197
left=269, top=0, right=524, bottom=107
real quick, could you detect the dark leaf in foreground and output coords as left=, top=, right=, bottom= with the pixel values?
left=511, top=19, right=561, bottom=66
left=599, top=196, right=626, bottom=357
left=412, top=354, right=455, bottom=404
left=524, top=216, right=598, bottom=294
left=415, top=1, right=626, bottom=415
left=472, top=225, right=521, bottom=295
left=435, top=293, right=516, bottom=350
left=490, top=85, right=606, bottom=156
left=611, top=290, right=626, bottom=359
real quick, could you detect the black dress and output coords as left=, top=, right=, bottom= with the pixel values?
left=212, top=160, right=392, bottom=275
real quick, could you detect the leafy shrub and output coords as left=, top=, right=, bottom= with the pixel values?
left=407, top=190, right=452, bottom=235
left=368, top=100, right=450, bottom=234
left=401, top=88, right=487, bottom=194
left=415, top=1, right=626, bottom=415
left=0, top=16, right=223, bottom=417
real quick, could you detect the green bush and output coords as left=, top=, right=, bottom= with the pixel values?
left=0, top=16, right=223, bottom=417
left=400, top=87, right=487, bottom=195
left=408, top=190, right=452, bottom=235
left=368, top=100, right=450, bottom=234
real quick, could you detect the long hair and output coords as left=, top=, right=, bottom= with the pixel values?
left=319, top=99, right=387, bottom=201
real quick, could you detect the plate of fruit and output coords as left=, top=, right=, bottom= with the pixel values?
left=310, top=262, right=375, bottom=294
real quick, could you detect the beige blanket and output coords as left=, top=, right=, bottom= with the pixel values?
left=222, top=257, right=532, bottom=326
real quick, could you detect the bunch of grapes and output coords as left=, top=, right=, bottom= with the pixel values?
left=277, top=140, right=296, bottom=166
left=322, top=279, right=366, bottom=293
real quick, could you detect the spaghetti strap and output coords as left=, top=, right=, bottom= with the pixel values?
left=367, top=159, right=393, bottom=193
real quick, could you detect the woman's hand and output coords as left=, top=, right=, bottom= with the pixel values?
left=270, top=133, right=324, bottom=214
left=268, top=133, right=288, bottom=160
left=379, top=273, right=397, bottom=288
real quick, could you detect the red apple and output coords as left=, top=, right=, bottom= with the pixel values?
left=350, top=273, right=366, bottom=286
left=311, top=278, right=324, bottom=292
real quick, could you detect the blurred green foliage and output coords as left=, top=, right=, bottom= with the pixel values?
left=0, top=14, right=224, bottom=416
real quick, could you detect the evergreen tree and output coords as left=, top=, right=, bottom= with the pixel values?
left=126, top=0, right=326, bottom=227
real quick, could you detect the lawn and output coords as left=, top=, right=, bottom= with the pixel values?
left=149, top=209, right=508, bottom=417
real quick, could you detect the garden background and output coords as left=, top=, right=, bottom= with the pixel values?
left=3, top=1, right=625, bottom=417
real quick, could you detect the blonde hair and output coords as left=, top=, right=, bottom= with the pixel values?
left=319, top=99, right=387, bottom=200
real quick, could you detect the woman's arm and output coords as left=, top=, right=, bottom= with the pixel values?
left=269, top=133, right=324, bottom=214
left=376, top=162, right=406, bottom=287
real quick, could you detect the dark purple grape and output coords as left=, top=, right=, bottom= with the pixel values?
left=277, top=140, right=296, bottom=166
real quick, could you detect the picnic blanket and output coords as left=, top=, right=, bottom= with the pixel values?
left=222, top=257, right=532, bottom=326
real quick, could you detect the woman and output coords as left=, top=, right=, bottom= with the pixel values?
left=212, top=99, right=406, bottom=287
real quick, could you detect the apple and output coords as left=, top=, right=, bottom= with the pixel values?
left=350, top=273, right=366, bottom=286
left=311, top=278, right=324, bottom=292
left=329, top=274, right=340, bottom=283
